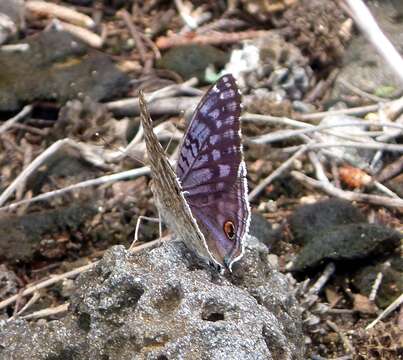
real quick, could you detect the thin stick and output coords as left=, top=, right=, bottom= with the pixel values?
left=291, top=171, right=403, bottom=208
left=308, top=262, right=336, bottom=296
left=341, top=0, right=403, bottom=83
left=174, top=0, right=197, bottom=29
left=249, top=121, right=403, bottom=145
left=156, top=30, right=268, bottom=50
left=56, top=20, right=103, bottom=48
left=369, top=272, right=383, bottom=303
left=248, top=146, right=307, bottom=201
left=0, top=237, right=166, bottom=311
left=296, top=104, right=380, bottom=122
left=13, top=292, right=40, bottom=318
left=0, top=138, right=122, bottom=207
left=242, top=112, right=313, bottom=129
left=21, top=303, right=69, bottom=320
left=284, top=141, right=403, bottom=153
left=366, top=292, right=403, bottom=330
left=0, top=262, right=95, bottom=311
left=0, top=139, right=71, bottom=206
left=326, top=320, right=355, bottom=354
left=26, top=0, right=95, bottom=28
left=0, top=105, right=32, bottom=134
left=118, top=10, right=147, bottom=65
left=337, top=78, right=386, bottom=102
left=0, top=166, right=151, bottom=212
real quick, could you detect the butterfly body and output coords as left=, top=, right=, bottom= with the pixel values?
left=140, top=75, right=250, bottom=271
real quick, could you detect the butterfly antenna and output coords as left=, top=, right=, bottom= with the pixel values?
left=93, top=130, right=146, bottom=166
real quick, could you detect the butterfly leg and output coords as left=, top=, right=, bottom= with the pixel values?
left=129, top=215, right=161, bottom=251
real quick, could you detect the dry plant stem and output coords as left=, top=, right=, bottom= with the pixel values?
left=248, top=146, right=307, bottom=201
left=308, top=262, right=336, bottom=296
left=0, top=105, right=32, bottom=134
left=0, top=44, right=30, bottom=53
left=106, top=96, right=201, bottom=117
left=376, top=155, right=403, bottom=182
left=242, top=113, right=312, bottom=129
left=13, top=292, right=40, bottom=318
left=298, top=95, right=403, bottom=122
left=0, top=238, right=166, bottom=312
left=0, top=166, right=151, bottom=213
left=284, top=141, right=403, bottom=153
left=341, top=0, right=403, bottom=83
left=326, top=320, right=355, bottom=354
left=308, top=151, right=330, bottom=184
left=0, top=262, right=95, bottom=311
left=337, top=78, right=386, bottom=103
left=156, top=30, right=268, bottom=49
left=21, top=303, right=70, bottom=320
left=56, top=20, right=103, bottom=48
left=304, top=68, right=339, bottom=103
left=366, top=292, right=403, bottom=330
left=0, top=138, right=71, bottom=206
left=291, top=171, right=403, bottom=208
left=118, top=10, right=147, bottom=65
left=0, top=138, right=117, bottom=207
left=369, top=272, right=383, bottom=302
left=373, top=181, right=400, bottom=199
left=10, top=123, right=48, bottom=136
left=174, top=0, right=197, bottom=29
left=250, top=121, right=403, bottom=145
left=296, top=104, right=380, bottom=122
left=26, top=0, right=95, bottom=28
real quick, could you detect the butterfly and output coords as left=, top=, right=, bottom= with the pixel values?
left=139, top=74, right=250, bottom=271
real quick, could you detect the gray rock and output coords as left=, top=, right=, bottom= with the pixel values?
left=289, top=198, right=366, bottom=245
left=249, top=211, right=278, bottom=249
left=0, top=28, right=129, bottom=111
left=157, top=44, right=229, bottom=82
left=0, top=239, right=304, bottom=359
left=289, top=199, right=401, bottom=272
left=0, top=204, right=97, bottom=262
left=291, top=223, right=401, bottom=272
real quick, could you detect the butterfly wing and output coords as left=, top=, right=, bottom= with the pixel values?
left=176, top=75, right=250, bottom=270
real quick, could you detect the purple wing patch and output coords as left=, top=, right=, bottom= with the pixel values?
left=176, top=74, right=250, bottom=270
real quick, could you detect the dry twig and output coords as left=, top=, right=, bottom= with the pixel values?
left=248, top=146, right=307, bottom=201
left=55, top=20, right=103, bottom=48
left=366, top=292, right=403, bottom=330
left=0, top=105, right=33, bottom=134
left=26, top=1, right=95, bottom=28
left=156, top=30, right=268, bottom=49
left=340, top=0, right=403, bottom=83
left=0, top=237, right=167, bottom=312
left=291, top=171, right=403, bottom=208
left=0, top=166, right=150, bottom=213
left=21, top=303, right=69, bottom=320
left=118, top=10, right=147, bottom=65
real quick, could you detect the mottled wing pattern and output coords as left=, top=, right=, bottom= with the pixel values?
left=176, top=75, right=242, bottom=195
left=176, top=75, right=250, bottom=270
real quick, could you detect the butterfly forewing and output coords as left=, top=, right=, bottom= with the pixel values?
left=176, top=75, right=242, bottom=195
left=176, top=75, right=250, bottom=270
